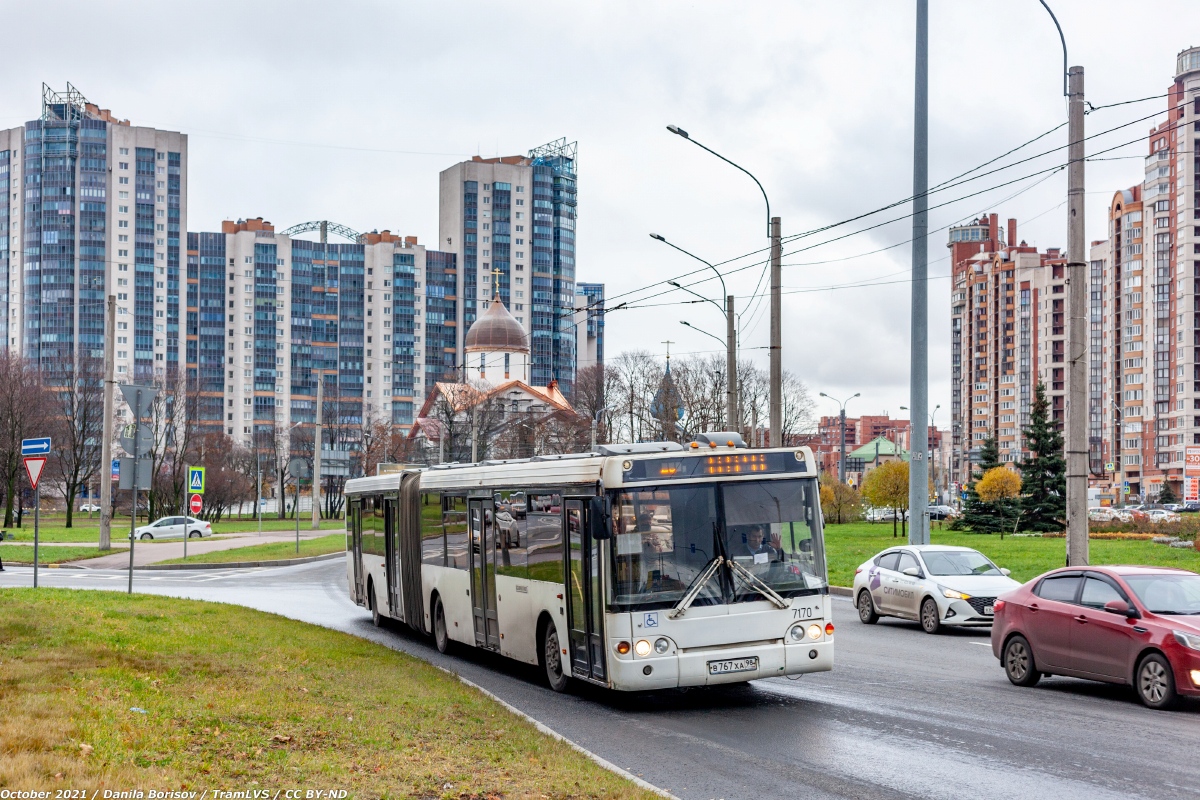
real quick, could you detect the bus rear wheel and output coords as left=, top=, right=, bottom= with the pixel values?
left=542, top=625, right=570, bottom=692
left=433, top=596, right=451, bottom=654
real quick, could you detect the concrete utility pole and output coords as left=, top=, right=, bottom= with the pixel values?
left=908, top=0, right=931, bottom=546
left=99, top=295, right=115, bottom=550
left=769, top=216, right=782, bottom=447
left=1065, top=64, right=1089, bottom=565
left=312, top=376, right=323, bottom=530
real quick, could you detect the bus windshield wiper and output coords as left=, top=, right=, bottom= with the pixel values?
left=668, top=556, right=724, bottom=619
left=727, top=558, right=789, bottom=609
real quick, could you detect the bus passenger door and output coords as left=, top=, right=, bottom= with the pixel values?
left=384, top=497, right=401, bottom=621
left=564, top=498, right=607, bottom=681
left=349, top=500, right=365, bottom=606
left=468, top=498, right=500, bottom=649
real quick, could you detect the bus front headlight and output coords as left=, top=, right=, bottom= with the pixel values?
left=807, top=624, right=822, bottom=640
left=654, top=637, right=670, bottom=654
left=634, top=639, right=652, bottom=657
left=788, top=624, right=806, bottom=642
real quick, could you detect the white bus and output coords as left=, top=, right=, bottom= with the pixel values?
left=342, top=435, right=833, bottom=691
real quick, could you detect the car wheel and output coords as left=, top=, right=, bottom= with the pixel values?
left=369, top=582, right=382, bottom=628
left=1003, top=635, right=1042, bottom=687
left=188, top=530, right=200, bottom=538
left=1136, top=653, right=1179, bottom=710
left=140, top=532, right=153, bottom=540
left=433, top=596, right=451, bottom=654
left=920, top=597, right=942, bottom=634
left=542, top=624, right=570, bottom=692
left=857, top=590, right=879, bottom=624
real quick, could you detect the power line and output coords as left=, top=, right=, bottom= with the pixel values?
left=602, top=93, right=1179, bottom=315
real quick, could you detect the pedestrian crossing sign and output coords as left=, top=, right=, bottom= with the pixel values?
left=188, top=466, right=206, bottom=494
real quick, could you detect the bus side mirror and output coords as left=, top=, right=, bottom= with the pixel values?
left=588, top=496, right=611, bottom=540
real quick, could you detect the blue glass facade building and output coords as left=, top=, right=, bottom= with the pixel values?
left=4, top=85, right=187, bottom=386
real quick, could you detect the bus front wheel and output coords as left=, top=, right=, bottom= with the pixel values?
left=542, top=625, right=570, bottom=692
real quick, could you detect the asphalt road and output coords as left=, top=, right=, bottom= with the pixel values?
left=3, top=560, right=1198, bottom=799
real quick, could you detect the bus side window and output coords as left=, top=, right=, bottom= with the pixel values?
left=443, top=494, right=469, bottom=570
left=526, top=492, right=563, bottom=583
left=495, top=488, right=528, bottom=579
left=421, top=491, right=445, bottom=567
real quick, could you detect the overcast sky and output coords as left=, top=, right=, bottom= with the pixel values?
left=6, top=1, right=1199, bottom=426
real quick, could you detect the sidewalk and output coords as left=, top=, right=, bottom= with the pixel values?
left=65, top=530, right=344, bottom=569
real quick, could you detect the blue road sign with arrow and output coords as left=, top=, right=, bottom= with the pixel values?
left=21, top=437, right=51, bottom=456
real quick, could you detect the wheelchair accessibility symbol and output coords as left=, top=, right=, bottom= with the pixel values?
left=643, top=612, right=659, bottom=628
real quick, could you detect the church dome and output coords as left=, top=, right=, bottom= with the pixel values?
left=464, top=298, right=528, bottom=353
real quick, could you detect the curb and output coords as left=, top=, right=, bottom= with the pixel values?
left=136, top=551, right=344, bottom=570
left=829, top=585, right=852, bottom=597
left=438, top=666, right=679, bottom=799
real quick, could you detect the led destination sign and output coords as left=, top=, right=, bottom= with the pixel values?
left=622, top=451, right=809, bottom=482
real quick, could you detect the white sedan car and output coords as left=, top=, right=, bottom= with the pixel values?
left=852, top=545, right=1021, bottom=633
left=133, top=515, right=212, bottom=540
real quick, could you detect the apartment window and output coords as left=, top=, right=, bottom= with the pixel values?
left=118, top=177, right=129, bottom=185
left=515, top=198, right=525, bottom=206
left=118, top=205, right=128, bottom=213
left=119, top=147, right=129, bottom=155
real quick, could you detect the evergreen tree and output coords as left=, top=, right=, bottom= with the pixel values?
left=1018, top=382, right=1066, bottom=531
left=1159, top=481, right=1179, bottom=505
left=952, top=433, right=1007, bottom=533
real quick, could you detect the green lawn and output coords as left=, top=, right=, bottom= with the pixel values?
left=0, top=588, right=653, bottom=797
left=155, top=534, right=347, bottom=566
left=0, top=545, right=118, bottom=565
left=2, top=517, right=343, bottom=544
left=824, top=522, right=1200, bottom=587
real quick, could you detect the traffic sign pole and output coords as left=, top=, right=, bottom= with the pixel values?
left=22, top=454, right=48, bottom=588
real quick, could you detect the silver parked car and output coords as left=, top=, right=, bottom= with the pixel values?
left=132, top=515, right=212, bottom=540
left=852, top=545, right=1021, bottom=633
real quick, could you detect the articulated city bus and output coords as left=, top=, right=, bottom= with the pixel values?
left=342, top=434, right=833, bottom=691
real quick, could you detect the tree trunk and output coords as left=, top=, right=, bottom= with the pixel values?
left=3, top=472, right=14, bottom=527
left=65, top=485, right=76, bottom=528
left=892, top=511, right=897, bottom=538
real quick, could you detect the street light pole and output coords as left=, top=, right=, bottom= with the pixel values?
left=99, top=295, right=116, bottom=551
left=820, top=392, right=860, bottom=484
left=653, top=235, right=738, bottom=433
left=1040, top=0, right=1088, bottom=565
left=664, top=127, right=778, bottom=444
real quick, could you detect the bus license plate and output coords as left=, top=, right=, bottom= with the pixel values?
left=708, top=657, right=758, bottom=675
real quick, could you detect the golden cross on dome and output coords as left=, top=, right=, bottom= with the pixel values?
left=491, top=267, right=503, bottom=300
left=661, top=339, right=675, bottom=360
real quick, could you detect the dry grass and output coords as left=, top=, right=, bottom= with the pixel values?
left=0, top=589, right=656, bottom=799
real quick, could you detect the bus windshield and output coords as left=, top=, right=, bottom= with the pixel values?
left=609, top=478, right=826, bottom=611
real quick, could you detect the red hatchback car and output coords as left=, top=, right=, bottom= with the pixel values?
left=991, top=566, right=1200, bottom=709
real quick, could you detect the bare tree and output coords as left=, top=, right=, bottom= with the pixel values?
left=608, top=350, right=661, bottom=444
left=0, top=354, right=52, bottom=527
left=144, top=369, right=202, bottom=522
left=198, top=432, right=255, bottom=522
left=781, top=369, right=817, bottom=444
left=49, top=357, right=105, bottom=527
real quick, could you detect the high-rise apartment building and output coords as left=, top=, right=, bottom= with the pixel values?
left=1, top=84, right=187, bottom=382
left=1086, top=46, right=1200, bottom=501
left=948, top=213, right=1067, bottom=485
left=186, top=219, right=457, bottom=447
left=438, top=139, right=579, bottom=396
left=575, top=281, right=604, bottom=370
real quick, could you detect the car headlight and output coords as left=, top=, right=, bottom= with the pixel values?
left=654, top=637, right=670, bottom=654
left=1174, top=630, right=1200, bottom=652
left=634, top=639, right=652, bottom=657
left=940, top=586, right=971, bottom=600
